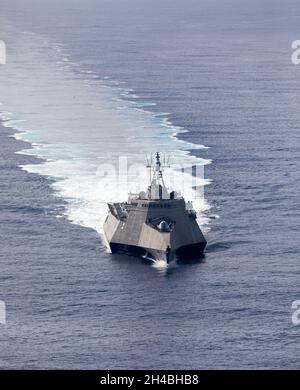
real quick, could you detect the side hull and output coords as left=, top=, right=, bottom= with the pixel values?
left=110, top=243, right=146, bottom=258
left=176, top=242, right=207, bottom=259
left=109, top=241, right=206, bottom=263
left=109, top=243, right=168, bottom=262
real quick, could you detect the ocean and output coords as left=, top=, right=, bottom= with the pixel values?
left=0, top=0, right=299, bottom=369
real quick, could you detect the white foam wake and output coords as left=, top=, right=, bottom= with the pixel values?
left=0, top=24, right=211, bottom=236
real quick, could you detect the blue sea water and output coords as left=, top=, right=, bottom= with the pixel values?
left=0, top=0, right=300, bottom=369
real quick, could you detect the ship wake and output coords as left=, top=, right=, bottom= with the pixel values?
left=0, top=24, right=212, bottom=238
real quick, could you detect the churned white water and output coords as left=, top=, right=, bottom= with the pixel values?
left=0, top=26, right=211, bottom=234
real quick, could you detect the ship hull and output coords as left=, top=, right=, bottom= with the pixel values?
left=109, top=241, right=206, bottom=264
left=104, top=197, right=207, bottom=264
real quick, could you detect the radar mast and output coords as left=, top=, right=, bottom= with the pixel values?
left=147, top=152, right=169, bottom=200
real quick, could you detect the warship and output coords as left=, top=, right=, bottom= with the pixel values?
left=103, top=153, right=207, bottom=263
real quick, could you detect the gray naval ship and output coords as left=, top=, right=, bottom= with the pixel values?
left=103, top=153, right=207, bottom=263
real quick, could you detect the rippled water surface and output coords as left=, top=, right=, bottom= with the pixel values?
left=0, top=0, right=299, bottom=369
